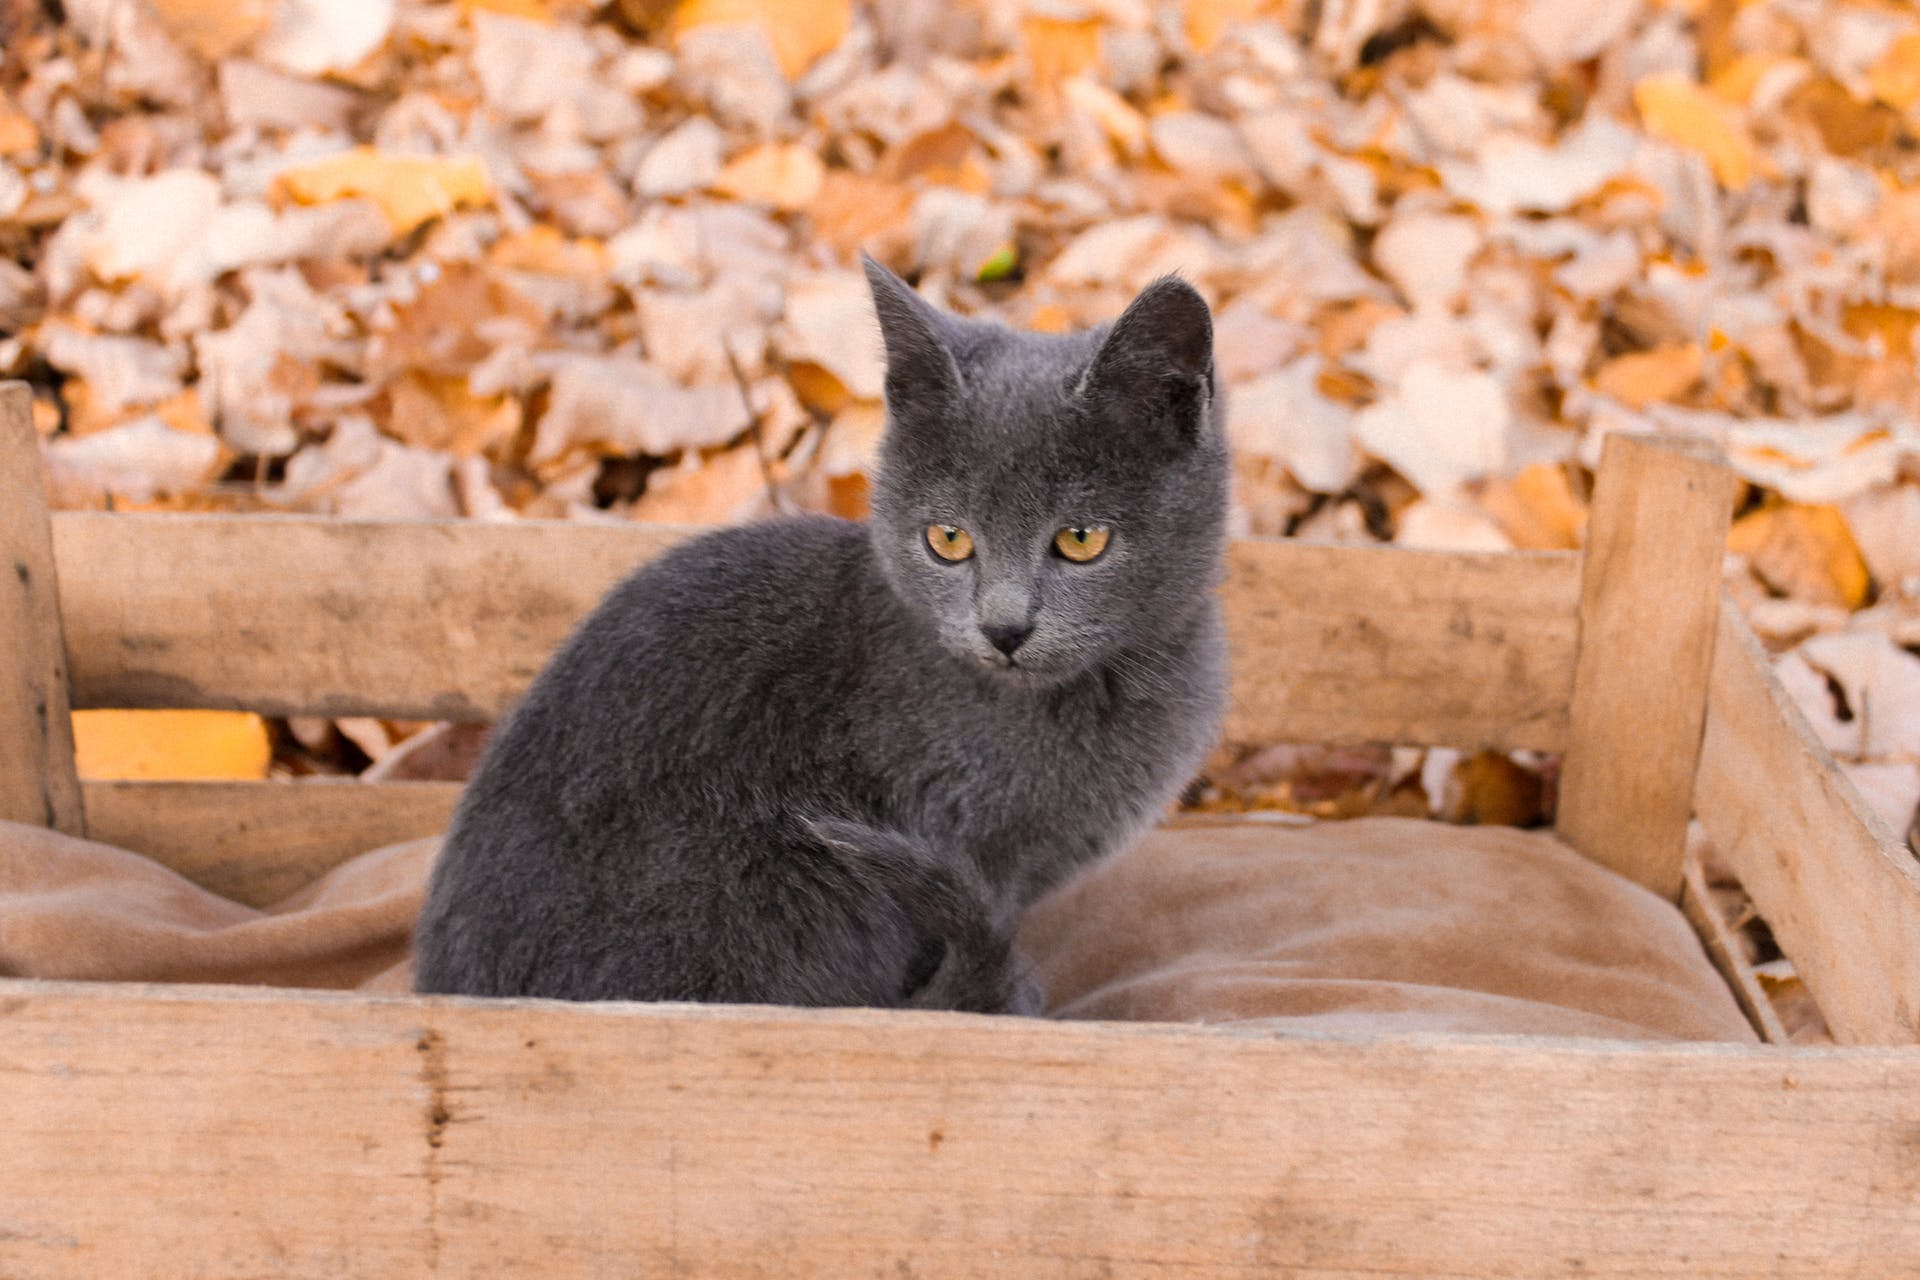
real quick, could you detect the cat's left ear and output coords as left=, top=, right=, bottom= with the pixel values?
left=1078, top=276, right=1215, bottom=442
left=863, top=254, right=964, bottom=412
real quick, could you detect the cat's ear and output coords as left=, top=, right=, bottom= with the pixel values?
left=1078, top=276, right=1214, bottom=441
left=863, top=254, right=964, bottom=411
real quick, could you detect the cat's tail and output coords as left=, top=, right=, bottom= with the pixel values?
left=800, top=817, right=1043, bottom=1016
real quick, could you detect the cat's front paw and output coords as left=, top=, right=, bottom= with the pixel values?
left=1003, top=952, right=1047, bottom=1018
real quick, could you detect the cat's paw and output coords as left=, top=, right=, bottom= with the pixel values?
left=1004, top=966, right=1047, bottom=1018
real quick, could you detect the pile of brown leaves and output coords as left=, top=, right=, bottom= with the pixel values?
left=4, top=0, right=1918, bottom=862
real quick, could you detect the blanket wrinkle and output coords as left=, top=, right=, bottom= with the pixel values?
left=0, top=816, right=1756, bottom=1042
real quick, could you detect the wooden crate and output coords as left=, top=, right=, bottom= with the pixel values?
left=3, top=381, right=1918, bottom=1275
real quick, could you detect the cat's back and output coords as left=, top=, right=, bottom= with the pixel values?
left=475, top=513, right=877, bottom=802
left=599, top=512, right=868, bottom=647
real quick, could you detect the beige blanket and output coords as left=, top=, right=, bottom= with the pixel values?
left=0, top=815, right=1754, bottom=1042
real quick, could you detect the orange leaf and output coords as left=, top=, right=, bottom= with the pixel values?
left=381, top=373, right=522, bottom=457
left=1476, top=463, right=1589, bottom=551
left=1184, top=0, right=1276, bottom=52
left=0, top=104, right=41, bottom=156
left=672, top=0, right=851, bottom=80
left=277, top=149, right=493, bottom=236
left=807, top=170, right=916, bottom=257
left=372, top=263, right=544, bottom=378
left=1787, top=76, right=1900, bottom=158
left=149, top=0, right=272, bottom=59
left=1708, top=52, right=1801, bottom=106
left=73, top=710, right=272, bottom=781
left=1870, top=33, right=1920, bottom=111
left=1592, top=342, right=1704, bottom=410
left=1728, top=503, right=1872, bottom=609
left=1634, top=72, right=1761, bottom=188
left=1021, top=14, right=1103, bottom=102
left=461, top=0, right=558, bottom=21
left=715, top=143, right=826, bottom=211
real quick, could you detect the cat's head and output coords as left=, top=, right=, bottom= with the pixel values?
left=862, top=257, right=1228, bottom=684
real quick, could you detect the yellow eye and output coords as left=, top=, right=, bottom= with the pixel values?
left=1054, top=525, right=1111, bottom=563
left=926, top=524, right=975, bottom=562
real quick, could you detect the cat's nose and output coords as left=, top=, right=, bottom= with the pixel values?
left=982, top=621, right=1033, bottom=656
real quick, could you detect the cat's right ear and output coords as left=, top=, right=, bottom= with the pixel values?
left=1078, top=276, right=1215, bottom=446
left=863, top=254, right=964, bottom=413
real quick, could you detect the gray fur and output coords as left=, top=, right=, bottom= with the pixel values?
left=413, top=260, right=1229, bottom=1011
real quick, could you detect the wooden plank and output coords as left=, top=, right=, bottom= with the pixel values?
left=1219, top=540, right=1579, bottom=750
left=1694, top=599, right=1920, bottom=1045
left=82, top=779, right=461, bottom=907
left=51, top=514, right=702, bottom=722
left=1556, top=434, right=1736, bottom=899
left=2, top=981, right=1918, bottom=1278
left=52, top=512, right=1583, bottom=750
left=0, top=381, right=84, bottom=835
left=1679, top=854, right=1790, bottom=1045
left=97, top=788, right=1348, bottom=907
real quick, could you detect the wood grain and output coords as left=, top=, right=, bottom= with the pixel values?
left=0, top=382, right=84, bottom=835
left=51, top=514, right=702, bottom=722
left=1679, top=854, right=1789, bottom=1045
left=52, top=512, right=1583, bottom=750
left=2, top=980, right=1918, bottom=1278
left=1556, top=434, right=1736, bottom=899
left=1219, top=540, right=1579, bottom=750
left=82, top=779, right=461, bottom=907
left=1694, top=599, right=1920, bottom=1045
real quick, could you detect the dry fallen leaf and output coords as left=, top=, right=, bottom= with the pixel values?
left=1842, top=484, right=1920, bottom=595
left=1592, top=343, right=1705, bottom=411
left=255, top=0, right=395, bottom=77
left=277, top=149, right=493, bottom=236
left=1799, top=631, right=1920, bottom=759
left=1351, top=361, right=1510, bottom=497
left=1728, top=502, right=1872, bottom=610
left=1437, top=751, right=1547, bottom=828
left=671, top=0, right=849, bottom=81
left=381, top=373, right=521, bottom=457
left=777, top=271, right=883, bottom=401
left=1372, top=211, right=1481, bottom=312
left=1475, top=463, right=1588, bottom=551
left=715, top=143, right=825, bottom=211
left=370, top=263, right=545, bottom=379
left=1228, top=356, right=1359, bottom=494
left=1635, top=72, right=1763, bottom=189
left=42, top=416, right=227, bottom=505
left=72, top=710, right=271, bottom=781
left=148, top=0, right=271, bottom=60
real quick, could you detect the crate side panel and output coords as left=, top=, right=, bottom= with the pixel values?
left=3, top=983, right=1918, bottom=1277
left=54, top=514, right=1581, bottom=751
left=81, top=778, right=462, bottom=907
left=1696, top=601, right=1920, bottom=1045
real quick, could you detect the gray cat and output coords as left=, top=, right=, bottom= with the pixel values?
left=413, top=259, right=1229, bottom=1013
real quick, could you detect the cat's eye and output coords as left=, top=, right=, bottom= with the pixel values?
left=1053, top=525, right=1111, bottom=563
left=926, top=524, right=975, bottom=562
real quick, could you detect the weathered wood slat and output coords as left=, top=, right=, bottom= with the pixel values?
left=1219, top=539, right=1579, bottom=749
left=2, top=980, right=1917, bottom=1278
left=82, top=779, right=462, bottom=907
left=1694, top=599, right=1920, bottom=1045
left=51, top=514, right=701, bottom=722
left=1679, top=855, right=1790, bottom=1045
left=0, top=382, right=84, bottom=835
left=51, top=512, right=1582, bottom=750
left=84, top=783, right=1320, bottom=908
left=1556, top=434, right=1735, bottom=899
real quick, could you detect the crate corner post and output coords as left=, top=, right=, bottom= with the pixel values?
left=0, top=380, right=85, bottom=837
left=1556, top=431, right=1736, bottom=900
